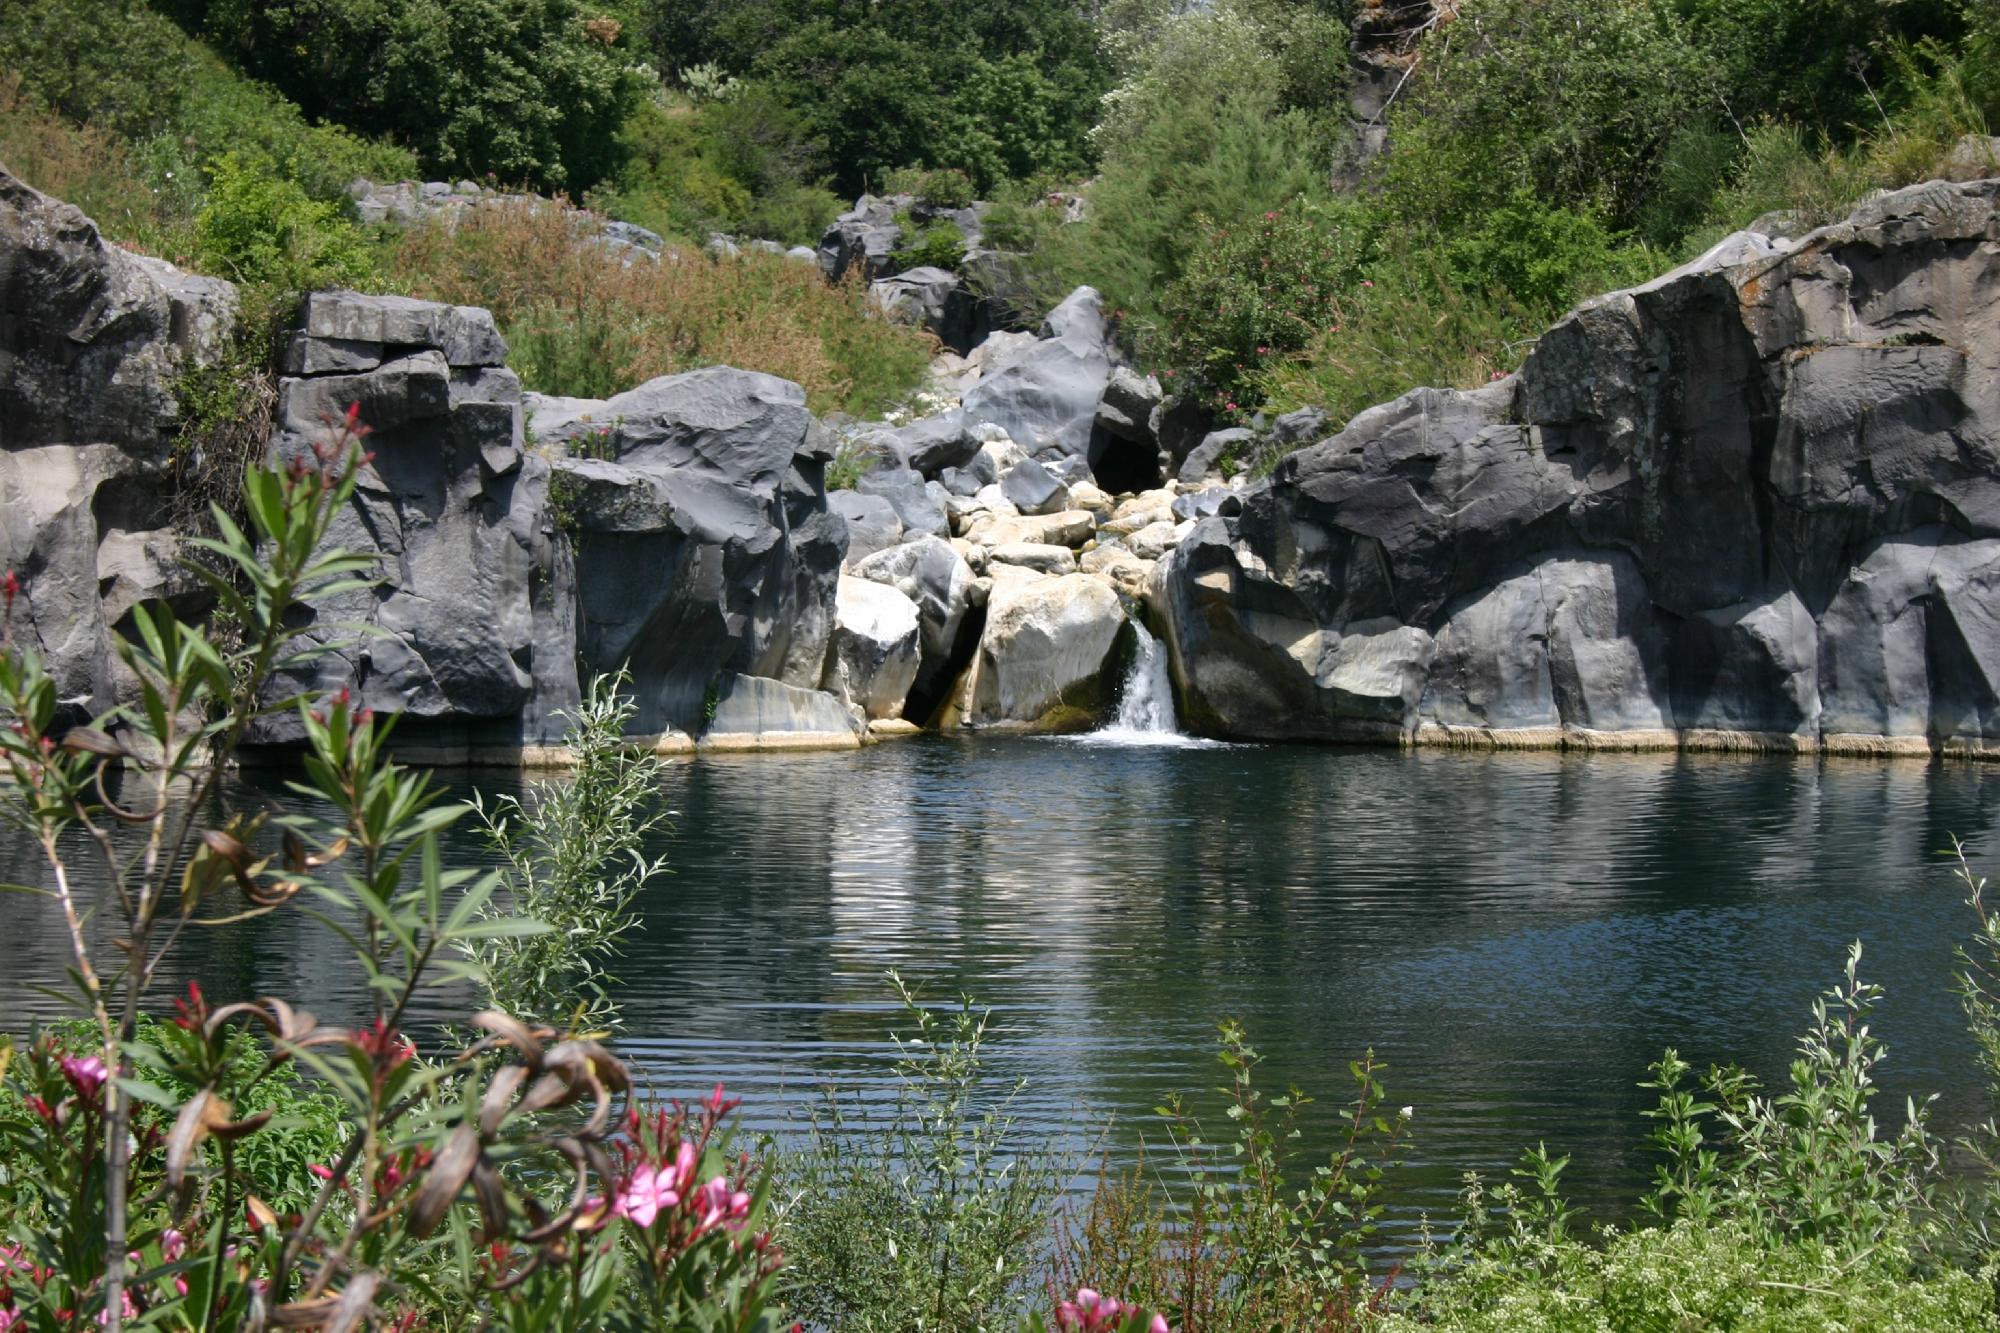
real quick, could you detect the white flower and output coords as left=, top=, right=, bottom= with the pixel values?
left=1399, top=1106, right=1414, bottom=1119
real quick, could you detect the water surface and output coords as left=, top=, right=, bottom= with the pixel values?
left=4, top=741, right=1994, bottom=1233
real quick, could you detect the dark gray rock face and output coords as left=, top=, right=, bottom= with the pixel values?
left=885, top=411, right=980, bottom=477
left=0, top=168, right=237, bottom=719
left=1177, top=428, right=1253, bottom=485
left=817, top=195, right=906, bottom=282
left=1000, top=456, right=1067, bottom=516
left=960, top=287, right=1115, bottom=461
left=870, top=266, right=989, bottom=355
left=261, top=294, right=576, bottom=753
left=849, top=535, right=975, bottom=711
left=1, top=169, right=226, bottom=459
left=856, top=466, right=948, bottom=538
left=830, top=490, right=903, bottom=564
left=533, top=367, right=846, bottom=735
left=1155, top=179, right=2000, bottom=755
left=1096, top=366, right=1162, bottom=444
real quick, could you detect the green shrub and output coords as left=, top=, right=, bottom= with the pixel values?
left=1024, top=92, right=1328, bottom=332
left=1093, top=0, right=1347, bottom=157
left=776, top=975, right=1065, bottom=1331
left=641, top=0, right=1108, bottom=196
left=978, top=187, right=1067, bottom=255
left=0, top=0, right=414, bottom=215
left=0, top=1019, right=347, bottom=1220
left=467, top=671, right=670, bottom=1034
left=935, top=52, right=1096, bottom=191
left=884, top=165, right=978, bottom=208
left=1445, top=191, right=1634, bottom=312
left=1703, top=43, right=1993, bottom=237
left=143, top=45, right=418, bottom=204
left=738, top=183, right=844, bottom=246
left=191, top=152, right=379, bottom=301
left=894, top=216, right=968, bottom=272
left=1381, top=1218, right=1999, bottom=1332
left=1680, top=0, right=1973, bottom=133
left=1032, top=1022, right=1410, bottom=1330
left=592, top=91, right=841, bottom=247
left=1378, top=0, right=1716, bottom=234
left=1158, top=196, right=1376, bottom=414
left=0, top=0, right=193, bottom=139
left=1253, top=240, right=1546, bottom=447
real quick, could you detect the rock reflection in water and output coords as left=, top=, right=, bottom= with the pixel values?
left=1, top=744, right=1994, bottom=1233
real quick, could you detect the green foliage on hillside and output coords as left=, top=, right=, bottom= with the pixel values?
left=4, top=0, right=2000, bottom=455
left=155, top=0, right=645, bottom=193
left=634, top=0, right=1108, bottom=195
left=1378, top=0, right=1714, bottom=235
left=980, top=0, right=2000, bottom=456
left=587, top=88, right=844, bottom=248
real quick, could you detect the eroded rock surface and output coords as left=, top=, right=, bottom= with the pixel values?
left=1155, top=179, right=2000, bottom=754
left=532, top=367, right=845, bottom=737
left=261, top=291, right=575, bottom=756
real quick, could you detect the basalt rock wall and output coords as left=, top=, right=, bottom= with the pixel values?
left=1154, top=179, right=2000, bottom=758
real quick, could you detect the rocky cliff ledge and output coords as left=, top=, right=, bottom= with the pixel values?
left=1154, top=178, right=2000, bottom=759
left=7, top=160, right=2000, bottom=762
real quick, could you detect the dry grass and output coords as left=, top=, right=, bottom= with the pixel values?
left=389, top=200, right=934, bottom=417
left=0, top=73, right=186, bottom=255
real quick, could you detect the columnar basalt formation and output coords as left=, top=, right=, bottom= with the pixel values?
left=1153, top=179, right=2000, bottom=758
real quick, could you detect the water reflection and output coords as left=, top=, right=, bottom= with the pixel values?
left=2, top=742, right=1993, bottom=1232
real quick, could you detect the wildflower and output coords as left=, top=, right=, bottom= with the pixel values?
left=170, top=980, right=206, bottom=1029
left=1400, top=1105, right=1415, bottom=1119
left=1362, top=279, right=1374, bottom=288
left=352, top=1018, right=415, bottom=1070
left=1055, top=1288, right=1169, bottom=1332
left=3, top=569, right=19, bottom=618
left=696, top=1175, right=752, bottom=1232
left=161, top=1229, right=190, bottom=1296
left=614, top=1141, right=697, bottom=1229
left=60, top=1055, right=107, bottom=1099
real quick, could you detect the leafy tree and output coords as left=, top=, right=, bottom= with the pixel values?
left=160, top=0, right=646, bottom=192
left=1160, top=197, right=1378, bottom=415
left=1445, top=189, right=1630, bottom=311
left=1379, top=0, right=1716, bottom=233
left=632, top=0, right=1110, bottom=193
left=1016, top=2, right=1335, bottom=332
left=0, top=0, right=194, bottom=138
left=1671, top=0, right=1969, bottom=131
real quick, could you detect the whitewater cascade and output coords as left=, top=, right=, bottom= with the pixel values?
left=1097, top=620, right=1181, bottom=739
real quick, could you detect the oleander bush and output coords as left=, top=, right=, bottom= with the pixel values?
left=0, top=420, right=789, bottom=1331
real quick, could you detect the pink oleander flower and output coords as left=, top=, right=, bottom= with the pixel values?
left=60, top=1055, right=107, bottom=1098
left=615, top=1141, right=698, bottom=1229
left=696, top=1175, right=752, bottom=1233
left=1054, top=1288, right=1170, bottom=1333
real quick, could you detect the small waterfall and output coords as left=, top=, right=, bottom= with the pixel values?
left=1088, top=621, right=1185, bottom=742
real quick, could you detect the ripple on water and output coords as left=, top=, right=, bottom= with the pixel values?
left=1, top=741, right=1994, bottom=1234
